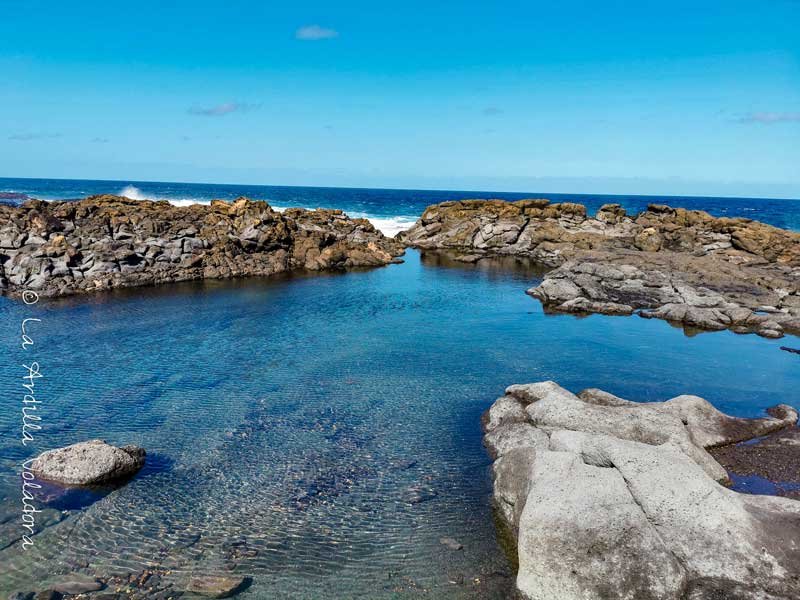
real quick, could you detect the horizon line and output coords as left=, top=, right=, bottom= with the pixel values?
left=1, top=174, right=798, bottom=203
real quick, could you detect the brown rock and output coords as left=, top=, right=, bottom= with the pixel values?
left=0, top=195, right=403, bottom=298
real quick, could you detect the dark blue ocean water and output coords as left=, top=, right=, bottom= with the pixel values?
left=0, top=178, right=799, bottom=598
left=2, top=177, right=800, bottom=234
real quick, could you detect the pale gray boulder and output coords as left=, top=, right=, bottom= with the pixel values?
left=483, top=381, right=800, bottom=600
left=516, top=382, right=729, bottom=482
left=491, top=447, right=537, bottom=532
left=29, top=439, right=146, bottom=485
left=517, top=447, right=687, bottom=600
left=484, top=422, right=549, bottom=459
left=578, top=388, right=798, bottom=448
left=481, top=393, right=528, bottom=432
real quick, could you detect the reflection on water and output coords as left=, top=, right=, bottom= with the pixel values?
left=0, top=250, right=798, bottom=598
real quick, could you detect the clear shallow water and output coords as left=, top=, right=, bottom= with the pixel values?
left=2, top=177, right=800, bottom=234
left=0, top=249, right=798, bottom=598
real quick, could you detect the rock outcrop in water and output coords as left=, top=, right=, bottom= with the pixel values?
left=30, top=440, right=146, bottom=485
left=483, top=381, right=800, bottom=600
left=0, top=195, right=404, bottom=298
left=401, top=200, right=800, bottom=337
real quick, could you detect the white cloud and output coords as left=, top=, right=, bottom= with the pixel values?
left=8, top=132, right=62, bottom=141
left=295, top=25, right=339, bottom=40
left=188, top=102, right=259, bottom=117
left=737, top=112, right=800, bottom=124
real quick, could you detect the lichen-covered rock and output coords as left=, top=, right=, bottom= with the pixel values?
left=483, top=381, right=800, bottom=600
left=402, top=199, right=800, bottom=336
left=29, top=439, right=145, bottom=485
left=0, top=195, right=404, bottom=298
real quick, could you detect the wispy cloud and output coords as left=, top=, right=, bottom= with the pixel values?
left=188, top=102, right=259, bottom=117
left=91, top=137, right=110, bottom=143
left=482, top=106, right=504, bottom=116
left=736, top=112, right=800, bottom=124
left=9, top=132, right=62, bottom=141
left=295, top=25, right=339, bottom=40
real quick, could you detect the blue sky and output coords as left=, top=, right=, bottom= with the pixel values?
left=1, top=0, right=799, bottom=197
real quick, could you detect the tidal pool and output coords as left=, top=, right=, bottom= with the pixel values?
left=0, top=249, right=798, bottom=598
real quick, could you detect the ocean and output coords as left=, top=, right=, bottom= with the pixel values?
left=2, top=177, right=800, bottom=235
left=0, top=177, right=798, bottom=598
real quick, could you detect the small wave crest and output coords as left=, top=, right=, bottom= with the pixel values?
left=118, top=185, right=149, bottom=200
left=118, top=185, right=207, bottom=207
left=114, top=188, right=415, bottom=235
left=353, top=215, right=416, bottom=236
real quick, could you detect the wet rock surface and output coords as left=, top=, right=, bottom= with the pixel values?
left=402, top=200, right=800, bottom=336
left=0, top=195, right=404, bottom=298
left=483, top=381, right=800, bottom=600
left=30, top=440, right=146, bottom=486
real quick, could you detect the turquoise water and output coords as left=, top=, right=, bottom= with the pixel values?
left=0, top=249, right=798, bottom=597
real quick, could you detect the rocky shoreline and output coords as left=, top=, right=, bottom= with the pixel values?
left=483, top=381, right=800, bottom=600
left=402, top=199, right=800, bottom=337
left=4, top=195, right=799, bottom=340
left=0, top=195, right=404, bottom=298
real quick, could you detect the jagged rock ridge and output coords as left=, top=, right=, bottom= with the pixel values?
left=402, top=199, right=800, bottom=337
left=0, top=195, right=404, bottom=298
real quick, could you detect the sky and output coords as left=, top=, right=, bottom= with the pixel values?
left=1, top=0, right=799, bottom=198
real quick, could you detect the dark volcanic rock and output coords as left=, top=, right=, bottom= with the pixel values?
left=402, top=200, right=800, bottom=337
left=0, top=195, right=404, bottom=298
left=483, top=381, right=800, bottom=600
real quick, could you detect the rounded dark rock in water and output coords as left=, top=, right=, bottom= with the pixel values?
left=439, top=537, right=463, bottom=551
left=30, top=440, right=146, bottom=486
left=403, top=484, right=437, bottom=505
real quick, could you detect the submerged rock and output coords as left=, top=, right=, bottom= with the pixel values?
left=30, top=439, right=145, bottom=486
left=0, top=195, right=404, bottom=298
left=439, top=537, right=463, bottom=551
left=184, top=575, right=247, bottom=598
left=402, top=200, right=800, bottom=336
left=483, top=381, right=800, bottom=600
left=51, top=574, right=103, bottom=595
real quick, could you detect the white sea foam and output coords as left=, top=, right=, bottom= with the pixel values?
left=118, top=185, right=207, bottom=207
left=118, top=185, right=149, bottom=200
left=348, top=214, right=417, bottom=237
left=115, top=186, right=416, bottom=236
left=167, top=199, right=207, bottom=207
